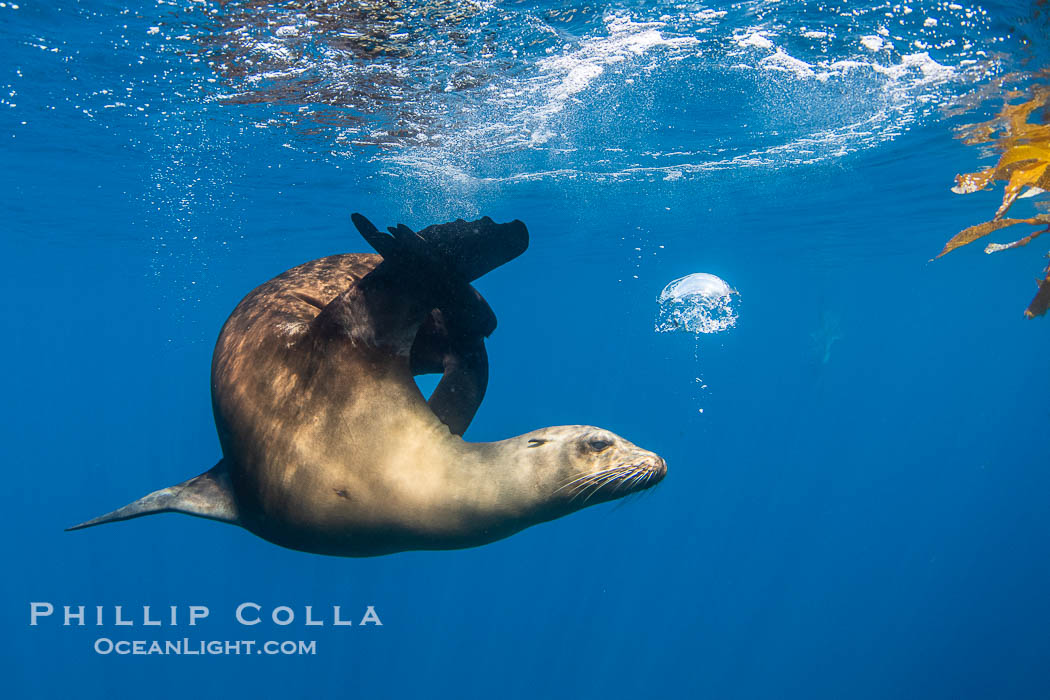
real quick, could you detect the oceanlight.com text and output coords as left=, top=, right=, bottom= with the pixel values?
left=93, top=638, right=317, bottom=656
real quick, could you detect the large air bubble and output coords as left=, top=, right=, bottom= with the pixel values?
left=655, top=273, right=738, bottom=334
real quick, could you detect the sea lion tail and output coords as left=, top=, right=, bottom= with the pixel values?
left=65, top=461, right=239, bottom=531
left=350, top=212, right=528, bottom=283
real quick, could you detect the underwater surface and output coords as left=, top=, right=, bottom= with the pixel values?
left=2, top=0, right=1050, bottom=697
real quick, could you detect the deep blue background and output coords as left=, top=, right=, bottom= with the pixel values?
left=2, top=1, right=1049, bottom=698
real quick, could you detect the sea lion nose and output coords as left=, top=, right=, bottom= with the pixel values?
left=652, top=456, right=668, bottom=479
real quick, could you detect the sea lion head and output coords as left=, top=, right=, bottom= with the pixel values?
left=516, top=425, right=666, bottom=513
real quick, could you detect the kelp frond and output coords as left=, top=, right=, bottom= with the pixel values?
left=943, top=79, right=1050, bottom=318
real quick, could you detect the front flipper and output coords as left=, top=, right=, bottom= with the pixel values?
left=426, top=341, right=487, bottom=437
left=410, top=288, right=494, bottom=435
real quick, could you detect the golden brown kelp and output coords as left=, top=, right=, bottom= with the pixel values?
left=940, top=78, right=1050, bottom=317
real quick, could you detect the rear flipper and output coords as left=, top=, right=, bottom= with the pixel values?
left=66, top=461, right=239, bottom=531
left=350, top=213, right=528, bottom=286
left=313, top=213, right=526, bottom=356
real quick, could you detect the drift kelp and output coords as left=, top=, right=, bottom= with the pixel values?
left=940, top=75, right=1050, bottom=318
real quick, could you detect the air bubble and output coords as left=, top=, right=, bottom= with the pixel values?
left=655, top=273, right=738, bottom=334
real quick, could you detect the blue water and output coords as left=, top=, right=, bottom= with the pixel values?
left=3, top=0, right=1050, bottom=697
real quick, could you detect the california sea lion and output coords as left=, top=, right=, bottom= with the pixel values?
left=69, top=214, right=666, bottom=556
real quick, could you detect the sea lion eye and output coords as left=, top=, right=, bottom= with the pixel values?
left=587, top=439, right=612, bottom=452
left=527, top=439, right=548, bottom=447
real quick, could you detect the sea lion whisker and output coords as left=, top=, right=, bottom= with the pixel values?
left=564, top=461, right=653, bottom=501
left=568, top=473, right=615, bottom=502
left=566, top=465, right=632, bottom=486
left=613, top=468, right=646, bottom=494
left=640, top=471, right=663, bottom=498
left=569, top=471, right=623, bottom=503
left=612, top=465, right=651, bottom=495
left=556, top=476, right=601, bottom=496
left=623, top=471, right=647, bottom=494
left=567, top=483, right=594, bottom=503
left=554, top=466, right=631, bottom=495
left=563, top=475, right=603, bottom=500
left=579, top=469, right=633, bottom=504
left=555, top=470, right=613, bottom=493
left=579, top=479, right=609, bottom=505
left=561, top=473, right=611, bottom=498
